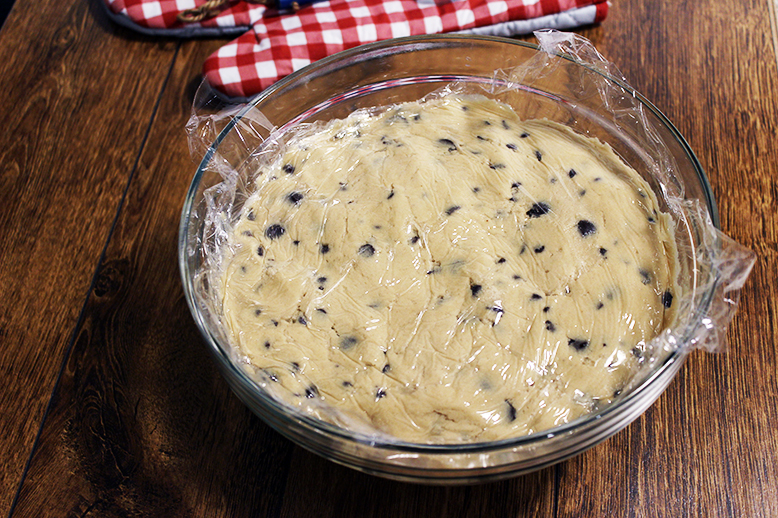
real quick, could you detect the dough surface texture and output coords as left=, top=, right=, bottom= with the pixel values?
left=220, top=96, right=677, bottom=443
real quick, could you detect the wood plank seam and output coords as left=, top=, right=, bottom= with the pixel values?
left=4, top=41, right=183, bottom=518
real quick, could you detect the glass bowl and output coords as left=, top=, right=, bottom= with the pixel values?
left=179, top=35, right=717, bottom=484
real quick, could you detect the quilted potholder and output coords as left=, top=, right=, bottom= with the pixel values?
left=103, top=0, right=608, bottom=99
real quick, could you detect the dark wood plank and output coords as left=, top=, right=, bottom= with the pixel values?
left=6, top=0, right=778, bottom=515
left=556, top=0, right=778, bottom=516
left=0, top=0, right=181, bottom=513
left=279, top=447, right=555, bottom=517
left=7, top=34, right=302, bottom=516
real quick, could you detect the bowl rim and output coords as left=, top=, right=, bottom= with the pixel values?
left=178, top=34, right=718, bottom=455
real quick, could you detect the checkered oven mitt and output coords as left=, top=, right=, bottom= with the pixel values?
left=103, top=0, right=608, bottom=99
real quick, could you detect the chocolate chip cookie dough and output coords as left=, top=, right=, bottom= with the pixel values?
left=219, top=95, right=678, bottom=443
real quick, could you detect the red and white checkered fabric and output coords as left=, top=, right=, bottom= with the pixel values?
left=204, top=0, right=607, bottom=99
left=103, top=0, right=256, bottom=36
left=102, top=0, right=607, bottom=99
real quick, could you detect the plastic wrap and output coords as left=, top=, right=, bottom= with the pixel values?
left=182, top=32, right=755, bottom=446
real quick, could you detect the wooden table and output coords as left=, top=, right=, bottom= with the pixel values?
left=1, top=0, right=776, bottom=515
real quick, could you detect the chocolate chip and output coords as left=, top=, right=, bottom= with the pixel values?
left=531, top=293, right=542, bottom=301
left=359, top=244, right=375, bottom=257
left=599, top=247, right=608, bottom=256
left=271, top=320, right=278, bottom=326
left=568, top=338, right=589, bottom=351
left=283, top=163, right=295, bottom=174
left=473, top=187, right=480, bottom=193
left=577, top=220, right=597, bottom=237
left=663, top=290, right=674, bottom=308
left=298, top=316, right=307, bottom=325
left=520, top=244, right=527, bottom=255
left=265, top=224, right=285, bottom=239
left=445, top=205, right=461, bottom=216
left=382, top=364, right=391, bottom=373
left=507, top=143, right=518, bottom=151
left=409, top=234, right=420, bottom=245
left=502, top=120, right=510, bottom=130
left=342, top=381, right=353, bottom=387
left=477, top=135, right=488, bottom=141
left=387, top=190, right=395, bottom=199
left=292, top=240, right=300, bottom=246
left=506, top=400, right=517, bottom=422
left=317, top=276, right=327, bottom=283
left=287, top=191, right=304, bottom=204
left=254, top=309, right=262, bottom=316
left=316, top=308, right=327, bottom=314
left=340, top=336, right=358, bottom=350
left=269, top=373, right=279, bottom=382
left=579, top=189, right=587, bottom=197
left=241, top=230, right=253, bottom=237
left=534, top=150, right=542, bottom=161
left=376, top=388, right=387, bottom=399
left=520, top=132, right=529, bottom=138
left=497, top=257, right=506, bottom=264
left=648, top=216, right=656, bottom=223
left=291, top=362, right=300, bottom=371
left=305, top=385, right=319, bottom=398
left=596, top=302, right=604, bottom=310
left=320, top=243, right=330, bottom=254
left=639, top=269, right=652, bottom=285
left=545, top=320, right=556, bottom=332
left=593, top=177, right=602, bottom=182
left=534, top=245, right=545, bottom=254
left=511, top=182, right=521, bottom=190
left=470, top=283, right=483, bottom=297
left=438, top=138, right=457, bottom=152
left=543, top=306, right=550, bottom=313
left=489, top=163, right=506, bottom=170
left=526, top=202, right=551, bottom=218
left=246, top=209, right=256, bottom=221
left=513, top=274, right=522, bottom=280
left=257, top=246, right=264, bottom=257
left=568, top=169, right=578, bottom=178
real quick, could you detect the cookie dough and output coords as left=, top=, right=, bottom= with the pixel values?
left=219, top=95, right=678, bottom=443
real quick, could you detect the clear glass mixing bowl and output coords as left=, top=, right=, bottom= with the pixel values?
left=179, top=35, right=717, bottom=484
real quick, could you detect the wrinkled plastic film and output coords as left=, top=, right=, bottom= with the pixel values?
left=183, top=32, right=756, bottom=443
left=488, top=30, right=755, bottom=355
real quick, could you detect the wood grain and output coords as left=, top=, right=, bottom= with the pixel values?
left=0, top=0, right=182, bottom=513
left=2, top=0, right=777, bottom=515
left=555, top=1, right=778, bottom=516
